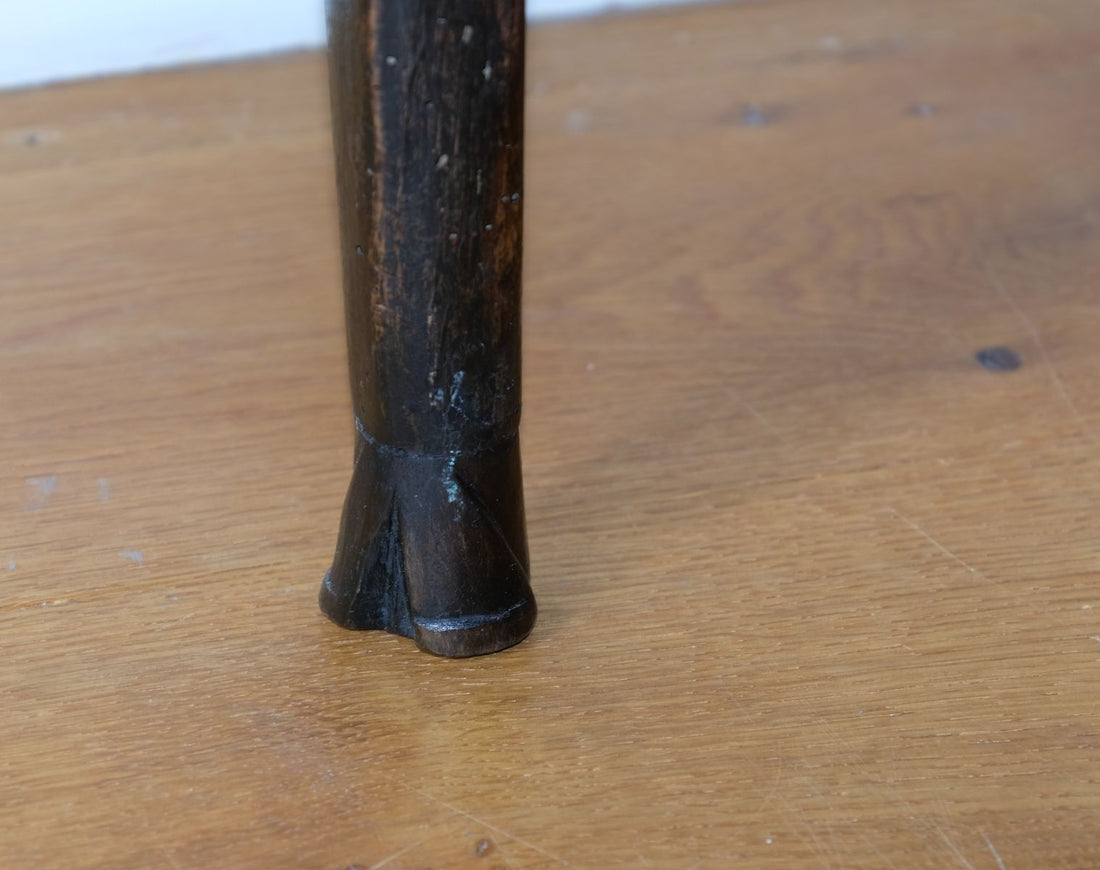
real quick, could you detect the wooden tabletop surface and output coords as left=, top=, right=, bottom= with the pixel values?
left=3, top=0, right=1099, bottom=866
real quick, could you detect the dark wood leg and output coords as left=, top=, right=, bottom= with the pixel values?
left=319, top=0, right=536, bottom=656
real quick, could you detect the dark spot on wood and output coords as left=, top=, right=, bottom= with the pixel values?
left=25, top=133, right=39, bottom=147
left=976, top=346, right=1021, bottom=372
left=908, top=102, right=936, bottom=118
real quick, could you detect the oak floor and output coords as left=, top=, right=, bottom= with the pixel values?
left=2, top=0, right=1100, bottom=866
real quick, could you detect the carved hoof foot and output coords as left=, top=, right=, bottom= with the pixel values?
left=320, top=433, right=536, bottom=657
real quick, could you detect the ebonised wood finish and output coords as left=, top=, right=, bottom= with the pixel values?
left=320, top=0, right=536, bottom=656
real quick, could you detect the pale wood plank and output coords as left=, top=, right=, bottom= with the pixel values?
left=2, top=0, right=1099, bottom=866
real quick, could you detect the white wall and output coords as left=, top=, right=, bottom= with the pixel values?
left=0, top=0, right=686, bottom=90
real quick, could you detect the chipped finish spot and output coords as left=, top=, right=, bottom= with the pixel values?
left=725, top=103, right=788, bottom=127
left=741, top=105, right=769, bottom=127
left=444, top=453, right=461, bottom=505
left=565, top=108, right=591, bottom=134
left=25, top=474, right=59, bottom=510
left=27, top=475, right=58, bottom=496
left=120, top=550, right=145, bottom=566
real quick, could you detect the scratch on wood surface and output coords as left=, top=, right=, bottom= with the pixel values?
left=810, top=712, right=968, bottom=861
left=798, top=805, right=834, bottom=869
left=887, top=508, right=998, bottom=588
left=493, top=839, right=520, bottom=870
left=720, top=385, right=785, bottom=442
left=771, top=789, right=827, bottom=868
left=728, top=744, right=785, bottom=840
left=742, top=400, right=784, bottom=440
left=405, top=785, right=570, bottom=866
left=934, top=827, right=976, bottom=870
left=768, top=766, right=835, bottom=870
left=981, top=832, right=1007, bottom=870
left=839, top=740, right=959, bottom=862
left=977, top=253, right=1083, bottom=425
left=767, top=748, right=783, bottom=804
left=858, top=831, right=899, bottom=869
left=368, top=840, right=423, bottom=870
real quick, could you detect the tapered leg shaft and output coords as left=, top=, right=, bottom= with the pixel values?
left=320, top=0, right=536, bottom=656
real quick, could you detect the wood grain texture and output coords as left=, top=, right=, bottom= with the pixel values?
left=2, top=0, right=1100, bottom=865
